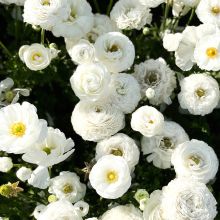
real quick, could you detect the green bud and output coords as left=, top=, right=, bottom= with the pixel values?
left=143, top=27, right=150, bottom=35
left=48, top=194, right=57, bottom=203
left=134, top=189, right=149, bottom=202
left=5, top=91, right=15, bottom=103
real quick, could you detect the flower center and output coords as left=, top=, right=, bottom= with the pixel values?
left=188, top=155, right=201, bottom=166
left=10, top=122, right=26, bottom=137
left=107, top=44, right=119, bottom=53
left=43, top=146, right=51, bottom=155
left=42, top=0, right=50, bottom=6
left=206, top=47, right=218, bottom=58
left=195, top=88, right=206, bottom=98
left=62, top=184, right=74, bottom=194
left=211, top=6, right=220, bottom=14
left=111, top=148, right=123, bottom=157
left=106, top=171, right=118, bottom=183
left=159, top=137, right=174, bottom=150
left=145, top=71, right=159, bottom=86
left=32, top=53, right=42, bottom=61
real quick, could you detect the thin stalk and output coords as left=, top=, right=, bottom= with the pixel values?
left=162, top=2, right=170, bottom=31
left=41, top=29, right=45, bottom=45
left=107, top=0, right=114, bottom=16
left=93, top=0, right=101, bottom=13
left=187, top=8, right=195, bottom=26
left=0, top=41, right=12, bottom=57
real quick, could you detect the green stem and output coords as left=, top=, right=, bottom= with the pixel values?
left=0, top=41, right=12, bottom=57
left=41, top=29, right=45, bottom=45
left=107, top=0, right=114, bottom=16
left=187, top=8, right=195, bottom=26
left=162, top=2, right=170, bottom=31
left=93, top=0, right=101, bottom=13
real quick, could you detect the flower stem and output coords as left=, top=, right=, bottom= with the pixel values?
left=187, top=8, right=195, bottom=26
left=162, top=2, right=170, bottom=31
left=41, top=29, right=45, bottom=45
left=93, top=0, right=101, bottom=13
left=107, top=0, right=114, bottom=16
left=0, top=41, right=12, bottom=57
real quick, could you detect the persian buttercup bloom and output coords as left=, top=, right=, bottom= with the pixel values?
left=23, top=0, right=69, bottom=31
left=194, top=34, right=220, bottom=71
left=52, top=0, right=94, bottom=39
left=73, top=201, right=89, bottom=217
left=0, top=102, right=47, bottom=154
left=168, top=24, right=216, bottom=71
left=0, top=0, right=25, bottom=5
left=141, top=121, right=189, bottom=169
left=109, top=73, right=141, bottom=114
left=143, top=190, right=163, bottom=220
left=196, top=0, right=220, bottom=26
left=139, top=0, right=164, bottom=8
left=22, top=127, right=75, bottom=167
left=94, top=32, right=135, bottom=73
left=86, top=13, right=120, bottom=43
left=161, top=178, right=217, bottom=220
left=66, top=39, right=95, bottom=65
left=110, top=0, right=152, bottom=30
left=0, top=157, right=13, bottom=173
left=178, top=73, right=220, bottom=116
left=71, top=101, right=125, bottom=142
left=131, top=105, right=164, bottom=137
left=49, top=171, right=86, bottom=203
left=16, top=167, right=32, bottom=182
left=19, top=43, right=58, bottom=71
left=100, top=205, right=143, bottom=220
left=70, top=62, right=111, bottom=101
left=133, top=58, right=176, bottom=105
left=171, top=139, right=219, bottom=184
left=89, top=155, right=131, bottom=199
left=37, top=200, right=82, bottom=220
left=95, top=133, right=140, bottom=171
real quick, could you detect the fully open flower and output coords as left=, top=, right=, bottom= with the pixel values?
left=0, top=102, right=47, bottom=154
left=89, top=155, right=131, bottom=199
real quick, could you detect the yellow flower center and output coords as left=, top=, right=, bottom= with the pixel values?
left=62, top=184, right=74, bottom=194
left=211, top=6, right=220, bottom=14
left=106, top=171, right=118, bottom=183
left=195, top=88, right=206, bottom=98
left=206, top=47, right=218, bottom=58
left=188, top=155, right=201, bottom=166
left=108, top=44, right=119, bottom=53
left=32, top=53, right=42, bottom=61
left=42, top=0, right=50, bottom=6
left=10, top=122, right=26, bottom=137
left=43, top=147, right=51, bottom=155
left=111, top=148, right=123, bottom=157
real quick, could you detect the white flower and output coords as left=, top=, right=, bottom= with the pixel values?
left=141, top=121, right=189, bottom=169
left=66, top=39, right=95, bottom=65
left=95, top=133, right=140, bottom=171
left=110, top=0, right=152, bottom=30
left=23, top=0, right=69, bottom=31
left=0, top=0, right=25, bottom=5
left=49, top=171, right=86, bottom=203
left=71, top=101, right=125, bottom=142
left=37, top=200, right=83, bottom=220
left=133, top=58, right=176, bottom=105
left=28, top=166, right=50, bottom=189
left=131, top=105, right=164, bottom=137
left=174, top=24, right=216, bottom=71
left=109, top=73, right=141, bottom=114
left=73, top=201, right=89, bottom=217
left=22, top=127, right=75, bottom=167
left=194, top=34, right=220, bottom=71
left=139, top=0, right=164, bottom=8
left=16, top=167, right=32, bottom=182
left=163, top=32, right=182, bottom=52
left=171, top=139, right=219, bottom=184
left=19, top=43, right=58, bottom=71
left=196, top=0, right=220, bottom=26
left=70, top=63, right=111, bottom=101
left=161, top=178, right=217, bottom=220
left=0, top=102, right=47, bottom=154
left=100, top=205, right=143, bottom=220
left=89, top=155, right=131, bottom=199
left=94, top=32, right=135, bottom=73
left=178, top=73, right=220, bottom=116
left=182, top=0, right=200, bottom=7
left=0, top=157, right=13, bottom=173
left=143, top=190, right=163, bottom=220
left=33, top=204, right=46, bottom=219
left=52, top=0, right=94, bottom=39
left=86, top=13, right=120, bottom=43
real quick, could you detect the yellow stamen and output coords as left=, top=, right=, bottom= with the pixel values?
left=111, top=148, right=123, bottom=157
left=206, top=47, right=218, bottom=58
left=10, top=122, right=26, bottom=137
left=62, top=184, right=74, bottom=194
left=211, top=6, right=220, bottom=14
left=106, top=171, right=118, bottom=183
left=195, top=88, right=205, bottom=98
